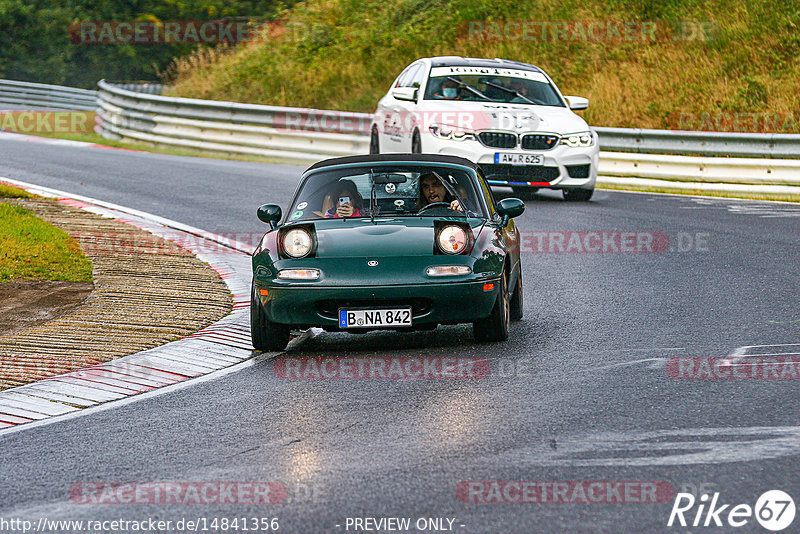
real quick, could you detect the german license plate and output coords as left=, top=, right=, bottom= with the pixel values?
left=339, top=308, right=412, bottom=328
left=494, top=153, right=544, bottom=166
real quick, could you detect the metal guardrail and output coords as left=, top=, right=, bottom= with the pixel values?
left=96, top=79, right=369, bottom=161
left=95, top=80, right=800, bottom=194
left=594, top=127, right=800, bottom=159
left=0, top=79, right=97, bottom=111
left=0, top=77, right=791, bottom=195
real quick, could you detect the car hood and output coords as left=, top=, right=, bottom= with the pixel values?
left=308, top=217, right=485, bottom=258
left=418, top=100, right=589, bottom=134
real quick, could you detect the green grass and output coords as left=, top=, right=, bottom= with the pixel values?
left=164, top=0, right=800, bottom=131
left=0, top=183, right=34, bottom=199
left=0, top=202, right=93, bottom=283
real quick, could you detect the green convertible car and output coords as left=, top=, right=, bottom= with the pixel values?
left=251, top=154, right=525, bottom=350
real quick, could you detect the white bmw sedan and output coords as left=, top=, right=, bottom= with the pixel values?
left=370, top=56, right=599, bottom=201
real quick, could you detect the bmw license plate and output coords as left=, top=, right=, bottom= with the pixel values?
left=494, top=153, right=543, bottom=166
left=339, top=308, right=412, bottom=328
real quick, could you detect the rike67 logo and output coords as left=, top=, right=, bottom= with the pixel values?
left=668, top=490, right=795, bottom=531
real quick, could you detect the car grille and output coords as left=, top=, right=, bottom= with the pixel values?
left=566, top=164, right=591, bottom=178
left=480, top=164, right=560, bottom=181
left=478, top=132, right=517, bottom=148
left=316, top=298, right=433, bottom=320
left=521, top=134, right=559, bottom=150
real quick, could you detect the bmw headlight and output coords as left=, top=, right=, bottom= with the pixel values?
left=436, top=225, right=468, bottom=254
left=429, top=124, right=476, bottom=141
left=282, top=228, right=312, bottom=258
left=561, top=131, right=595, bottom=148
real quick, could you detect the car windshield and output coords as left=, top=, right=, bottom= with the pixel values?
left=286, top=165, right=485, bottom=222
left=423, top=70, right=564, bottom=107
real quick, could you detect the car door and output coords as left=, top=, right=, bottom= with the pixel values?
left=381, top=62, right=424, bottom=153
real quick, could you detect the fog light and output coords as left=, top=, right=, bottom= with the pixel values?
left=426, top=265, right=471, bottom=277
left=278, top=269, right=320, bottom=280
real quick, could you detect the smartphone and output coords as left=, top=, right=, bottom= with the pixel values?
left=338, top=196, right=350, bottom=206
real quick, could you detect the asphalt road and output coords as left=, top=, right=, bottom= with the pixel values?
left=1, top=137, right=800, bottom=533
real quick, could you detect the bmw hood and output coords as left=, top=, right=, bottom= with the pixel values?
left=419, top=100, right=590, bottom=135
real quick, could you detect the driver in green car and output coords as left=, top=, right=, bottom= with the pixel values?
left=419, top=173, right=464, bottom=212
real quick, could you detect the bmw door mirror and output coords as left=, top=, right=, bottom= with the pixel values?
left=257, top=204, right=282, bottom=229
left=391, top=87, right=418, bottom=102
left=496, top=198, right=525, bottom=227
left=564, top=96, right=589, bottom=111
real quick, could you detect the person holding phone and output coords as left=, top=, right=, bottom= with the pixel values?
left=324, top=179, right=363, bottom=218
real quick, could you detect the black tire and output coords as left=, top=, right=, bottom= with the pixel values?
left=510, top=269, right=523, bottom=321
left=411, top=130, right=422, bottom=153
left=473, top=270, right=510, bottom=342
left=369, top=127, right=380, bottom=154
left=511, top=186, right=538, bottom=201
left=563, top=188, right=594, bottom=201
left=250, top=284, right=290, bottom=351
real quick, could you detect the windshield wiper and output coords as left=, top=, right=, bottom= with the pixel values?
left=369, top=168, right=377, bottom=224
left=431, top=171, right=473, bottom=219
left=481, top=80, right=538, bottom=105
left=446, top=77, right=496, bottom=102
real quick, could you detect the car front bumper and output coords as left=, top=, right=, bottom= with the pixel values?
left=422, top=133, right=599, bottom=190
left=254, top=278, right=501, bottom=330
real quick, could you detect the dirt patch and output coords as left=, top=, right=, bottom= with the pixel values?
left=0, top=280, right=93, bottom=335
left=0, top=197, right=233, bottom=390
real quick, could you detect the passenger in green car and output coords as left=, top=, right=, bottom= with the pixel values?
left=323, top=179, right=364, bottom=218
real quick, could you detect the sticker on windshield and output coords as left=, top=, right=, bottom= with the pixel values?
left=430, top=66, right=549, bottom=83
left=385, top=183, right=397, bottom=194
left=296, top=202, right=308, bottom=210
left=291, top=210, right=303, bottom=220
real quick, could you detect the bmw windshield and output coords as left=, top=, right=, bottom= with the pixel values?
left=285, top=165, right=487, bottom=222
left=423, top=68, right=565, bottom=107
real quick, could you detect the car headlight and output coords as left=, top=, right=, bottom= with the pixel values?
left=282, top=228, right=312, bottom=258
left=429, top=124, right=476, bottom=141
left=561, top=131, right=595, bottom=148
left=278, top=268, right=320, bottom=280
left=436, top=225, right=468, bottom=254
left=426, top=265, right=471, bottom=277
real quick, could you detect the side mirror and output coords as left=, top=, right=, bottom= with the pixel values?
left=564, top=96, right=589, bottom=111
left=257, top=204, right=282, bottom=229
left=391, top=87, right=418, bottom=102
left=496, top=198, right=525, bottom=227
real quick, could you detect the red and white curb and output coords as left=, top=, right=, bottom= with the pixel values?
left=0, top=177, right=276, bottom=431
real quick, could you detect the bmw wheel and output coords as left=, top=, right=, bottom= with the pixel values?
left=473, top=270, right=510, bottom=342
left=250, top=283, right=290, bottom=351
left=411, top=130, right=422, bottom=153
